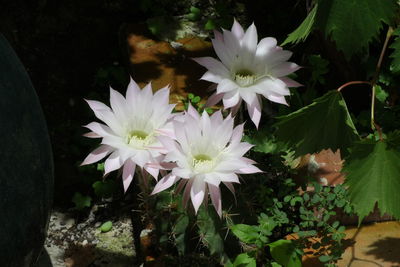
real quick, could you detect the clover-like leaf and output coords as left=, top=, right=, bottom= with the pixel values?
left=274, top=90, right=359, bottom=157
left=343, top=138, right=400, bottom=222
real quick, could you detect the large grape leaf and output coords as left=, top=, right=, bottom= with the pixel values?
left=274, top=90, right=359, bottom=157
left=343, top=138, right=400, bottom=221
left=316, top=0, right=397, bottom=58
left=389, top=28, right=400, bottom=73
left=282, top=4, right=318, bottom=46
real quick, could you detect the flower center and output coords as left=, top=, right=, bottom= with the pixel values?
left=126, top=130, right=153, bottom=149
left=192, top=154, right=214, bottom=173
left=234, top=69, right=256, bottom=87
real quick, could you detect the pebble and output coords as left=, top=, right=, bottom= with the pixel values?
left=82, top=239, right=88, bottom=246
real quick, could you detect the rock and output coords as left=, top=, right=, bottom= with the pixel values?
left=0, top=34, right=53, bottom=267
left=124, top=24, right=213, bottom=108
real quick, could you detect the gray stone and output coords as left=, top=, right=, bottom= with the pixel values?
left=0, top=34, right=53, bottom=266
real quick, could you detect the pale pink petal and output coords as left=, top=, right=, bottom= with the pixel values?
left=85, top=99, right=110, bottom=113
left=206, top=92, right=223, bottom=107
left=208, top=184, right=222, bottom=217
left=200, top=71, right=224, bottom=83
left=109, top=87, right=127, bottom=121
left=83, top=132, right=101, bottom=138
left=255, top=37, right=277, bottom=58
left=104, top=151, right=124, bottom=175
left=144, top=165, right=159, bottom=180
left=172, top=167, right=192, bottom=178
left=81, top=145, right=113, bottom=166
left=253, top=78, right=290, bottom=96
left=279, top=77, right=303, bottom=88
left=153, top=86, right=170, bottom=106
left=266, top=93, right=288, bottom=105
left=238, top=164, right=262, bottom=174
left=271, top=62, right=301, bottom=77
left=217, top=79, right=238, bottom=94
left=247, top=97, right=262, bottom=128
left=126, top=77, right=141, bottom=103
left=223, top=91, right=240, bottom=108
left=211, top=38, right=232, bottom=67
left=151, top=174, right=180, bottom=195
left=190, top=177, right=206, bottom=214
left=242, top=23, right=258, bottom=54
left=187, top=103, right=201, bottom=121
left=231, top=18, right=244, bottom=39
left=230, top=100, right=242, bottom=115
left=213, top=30, right=223, bottom=42
left=84, top=122, right=114, bottom=137
left=122, top=159, right=136, bottom=192
left=231, top=123, right=245, bottom=144
left=192, top=57, right=229, bottom=76
left=217, top=173, right=240, bottom=183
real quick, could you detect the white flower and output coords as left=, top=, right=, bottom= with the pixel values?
left=81, top=78, right=175, bottom=192
left=194, top=19, right=301, bottom=128
left=151, top=105, right=261, bottom=216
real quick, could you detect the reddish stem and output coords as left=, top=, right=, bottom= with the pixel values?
left=336, top=81, right=371, bottom=92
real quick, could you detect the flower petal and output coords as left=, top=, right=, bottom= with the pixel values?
left=270, top=62, right=301, bottom=77
left=122, top=159, right=136, bottom=192
left=217, top=79, right=238, bottom=94
left=190, top=176, right=206, bottom=214
left=206, top=92, right=224, bottom=107
left=246, top=96, right=262, bottom=128
left=279, top=77, right=303, bottom=88
left=242, top=23, right=258, bottom=54
left=208, top=184, right=222, bottom=217
left=151, top=174, right=180, bottom=195
left=231, top=18, right=244, bottom=39
left=222, top=91, right=240, bottom=108
left=81, top=145, right=113, bottom=166
left=104, top=151, right=125, bottom=175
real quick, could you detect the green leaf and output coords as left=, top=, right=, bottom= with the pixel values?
left=100, top=221, right=113, bottom=232
left=318, top=255, right=332, bottom=263
left=269, top=239, right=302, bottom=267
left=72, top=192, right=91, bottom=210
left=390, top=28, right=400, bottom=73
left=232, top=253, right=257, bottom=267
left=274, top=91, right=359, bottom=157
left=316, top=0, right=397, bottom=58
left=343, top=139, right=400, bottom=221
left=205, top=19, right=217, bottom=30
left=230, top=224, right=260, bottom=244
left=375, top=85, right=389, bottom=103
left=282, top=4, right=318, bottom=46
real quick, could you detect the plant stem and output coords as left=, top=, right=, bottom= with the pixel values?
left=337, top=27, right=393, bottom=139
left=336, top=81, right=371, bottom=92
left=369, top=27, right=393, bottom=138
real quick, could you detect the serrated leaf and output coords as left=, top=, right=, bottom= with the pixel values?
left=274, top=90, right=359, bottom=157
left=269, top=239, right=302, bottom=267
left=282, top=4, right=318, bottom=46
left=231, top=224, right=259, bottom=244
left=390, top=28, right=400, bottom=73
left=316, top=0, right=397, bottom=58
left=343, top=139, right=400, bottom=221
